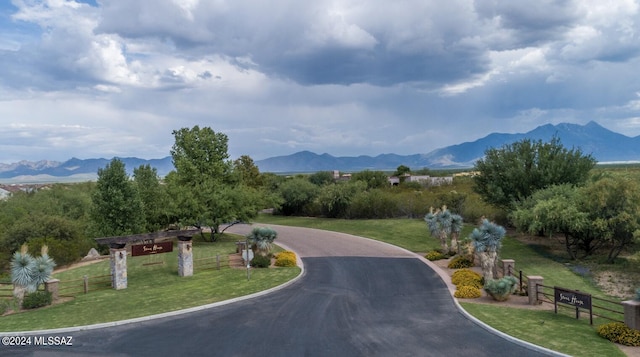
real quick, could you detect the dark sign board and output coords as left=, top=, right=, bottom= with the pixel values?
left=132, top=241, right=173, bottom=256
left=554, top=286, right=593, bottom=324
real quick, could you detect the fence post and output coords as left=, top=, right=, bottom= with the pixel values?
left=501, top=259, right=515, bottom=277
left=216, top=254, right=220, bottom=270
left=83, top=275, right=89, bottom=294
left=622, top=300, right=640, bottom=330
left=44, top=279, right=60, bottom=301
left=527, top=275, right=543, bottom=305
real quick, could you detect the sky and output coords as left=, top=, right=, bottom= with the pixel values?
left=1, top=0, right=640, bottom=164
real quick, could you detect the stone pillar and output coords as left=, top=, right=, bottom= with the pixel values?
left=622, top=300, right=640, bottom=330
left=44, top=279, right=60, bottom=301
left=178, top=240, right=193, bottom=277
left=502, top=259, right=515, bottom=277
left=527, top=275, right=543, bottom=305
left=110, top=248, right=128, bottom=290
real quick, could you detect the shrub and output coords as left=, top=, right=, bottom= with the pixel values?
left=448, top=255, right=473, bottom=269
left=275, top=251, right=297, bottom=267
left=250, top=255, right=272, bottom=268
left=451, top=269, right=483, bottom=288
left=484, top=276, right=518, bottom=301
left=454, top=285, right=482, bottom=299
left=425, top=250, right=446, bottom=261
left=0, top=299, right=10, bottom=315
left=22, top=291, right=52, bottom=309
left=597, top=322, right=640, bottom=346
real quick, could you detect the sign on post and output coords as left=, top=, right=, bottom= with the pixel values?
left=554, top=286, right=593, bottom=324
left=132, top=241, right=173, bottom=257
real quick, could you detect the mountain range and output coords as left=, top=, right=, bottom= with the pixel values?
left=0, top=121, right=638, bottom=182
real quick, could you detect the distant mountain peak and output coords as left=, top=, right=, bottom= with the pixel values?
left=1, top=122, right=638, bottom=180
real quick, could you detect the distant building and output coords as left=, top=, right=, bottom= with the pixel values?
left=388, top=175, right=453, bottom=187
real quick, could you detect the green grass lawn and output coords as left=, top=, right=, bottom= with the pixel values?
left=0, top=234, right=300, bottom=332
left=254, top=214, right=629, bottom=357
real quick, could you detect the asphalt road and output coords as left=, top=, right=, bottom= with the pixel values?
left=1, top=225, right=558, bottom=357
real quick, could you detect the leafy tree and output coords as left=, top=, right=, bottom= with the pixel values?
left=308, top=171, right=335, bottom=186
left=233, top=155, right=263, bottom=188
left=511, top=175, right=640, bottom=263
left=348, top=189, right=398, bottom=218
left=317, top=181, right=366, bottom=218
left=276, top=177, right=319, bottom=216
left=510, top=184, right=594, bottom=260
left=469, top=219, right=506, bottom=281
left=90, top=158, right=145, bottom=237
left=473, top=137, right=596, bottom=210
left=168, top=126, right=264, bottom=240
left=394, top=165, right=411, bottom=177
left=580, top=175, right=640, bottom=263
left=351, top=170, right=390, bottom=190
left=133, top=164, right=171, bottom=232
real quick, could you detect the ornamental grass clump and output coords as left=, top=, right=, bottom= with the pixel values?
left=451, top=268, right=483, bottom=289
left=425, top=250, right=446, bottom=261
left=597, top=322, right=640, bottom=346
left=484, top=276, right=518, bottom=301
left=275, top=251, right=297, bottom=267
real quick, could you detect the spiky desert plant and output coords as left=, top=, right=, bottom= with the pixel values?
left=247, top=227, right=278, bottom=256
left=425, top=206, right=464, bottom=254
left=450, top=213, right=464, bottom=254
left=469, top=219, right=506, bottom=281
left=31, top=245, right=56, bottom=288
left=11, top=244, right=36, bottom=290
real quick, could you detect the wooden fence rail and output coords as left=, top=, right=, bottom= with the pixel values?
left=58, top=274, right=112, bottom=297
left=194, top=254, right=230, bottom=271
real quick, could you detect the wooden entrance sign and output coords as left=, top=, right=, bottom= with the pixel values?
left=132, top=241, right=173, bottom=257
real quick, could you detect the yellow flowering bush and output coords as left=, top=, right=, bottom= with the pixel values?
left=425, top=250, right=446, bottom=261
left=454, top=285, right=481, bottom=299
left=451, top=268, right=483, bottom=289
left=275, top=251, right=297, bottom=267
left=597, top=322, right=640, bottom=346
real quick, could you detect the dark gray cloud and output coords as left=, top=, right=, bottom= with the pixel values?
left=1, top=0, right=640, bottom=163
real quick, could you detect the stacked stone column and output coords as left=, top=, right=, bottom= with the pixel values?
left=110, top=247, right=128, bottom=290
left=178, top=237, right=193, bottom=277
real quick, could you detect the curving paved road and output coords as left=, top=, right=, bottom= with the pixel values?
left=1, top=224, right=560, bottom=356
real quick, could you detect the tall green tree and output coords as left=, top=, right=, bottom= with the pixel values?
left=90, top=158, right=145, bottom=237
left=233, top=155, right=263, bottom=188
left=168, top=126, right=264, bottom=240
left=473, top=137, right=595, bottom=210
left=134, top=164, right=171, bottom=232
left=276, top=177, right=319, bottom=216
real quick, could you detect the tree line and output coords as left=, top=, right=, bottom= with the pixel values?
left=1, top=127, right=638, bottom=276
